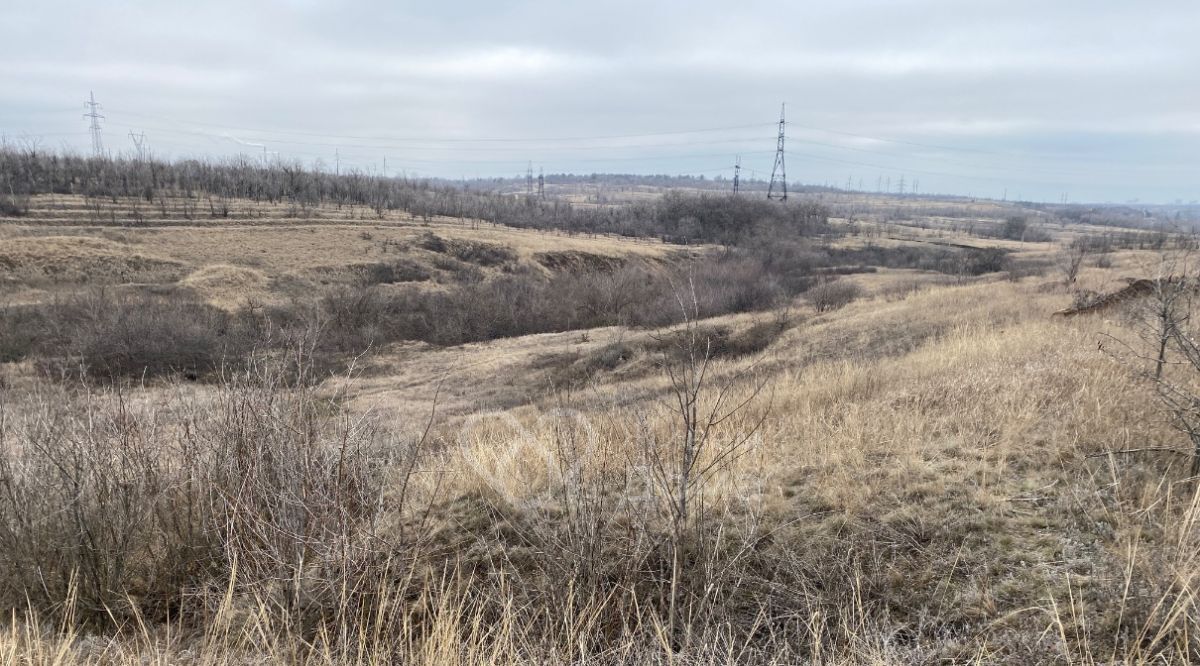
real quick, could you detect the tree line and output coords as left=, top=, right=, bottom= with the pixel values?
left=0, top=146, right=830, bottom=244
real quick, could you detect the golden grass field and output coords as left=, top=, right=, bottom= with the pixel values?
left=1, top=192, right=1197, bottom=664
left=0, top=194, right=677, bottom=309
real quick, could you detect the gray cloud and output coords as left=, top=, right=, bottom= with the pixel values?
left=2, top=0, right=1197, bottom=202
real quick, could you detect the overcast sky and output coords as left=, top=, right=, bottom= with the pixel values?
left=2, top=0, right=1197, bottom=203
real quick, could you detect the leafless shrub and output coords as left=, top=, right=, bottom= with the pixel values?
left=1058, top=243, right=1089, bottom=288
left=1070, top=288, right=1105, bottom=312
left=0, top=351, right=422, bottom=629
left=641, top=286, right=770, bottom=648
left=9, top=290, right=256, bottom=380
left=0, top=194, right=28, bottom=217
left=807, top=280, right=863, bottom=312
left=355, top=258, right=431, bottom=286
left=1104, top=251, right=1200, bottom=475
left=416, top=232, right=517, bottom=267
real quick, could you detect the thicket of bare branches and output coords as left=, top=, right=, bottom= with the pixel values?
left=0, top=146, right=830, bottom=243
left=1105, top=250, right=1200, bottom=476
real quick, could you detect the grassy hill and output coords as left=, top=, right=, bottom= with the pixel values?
left=1, top=167, right=1198, bottom=664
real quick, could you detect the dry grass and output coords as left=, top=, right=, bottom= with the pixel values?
left=179, top=264, right=272, bottom=310
left=0, top=236, right=185, bottom=287
left=3, top=268, right=1196, bottom=663
left=1, top=195, right=678, bottom=310
left=3, top=194, right=1199, bottom=663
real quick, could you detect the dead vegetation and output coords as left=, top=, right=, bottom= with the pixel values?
left=5, top=165, right=1200, bottom=664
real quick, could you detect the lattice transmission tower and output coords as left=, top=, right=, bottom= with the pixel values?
left=767, top=104, right=786, bottom=202
left=83, top=91, right=104, bottom=157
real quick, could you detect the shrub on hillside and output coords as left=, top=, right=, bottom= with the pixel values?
left=416, top=232, right=517, bottom=267
left=355, top=258, right=431, bottom=285
left=0, top=356, right=398, bottom=627
left=807, top=280, right=863, bottom=313
left=16, top=290, right=256, bottom=380
left=0, top=195, right=27, bottom=217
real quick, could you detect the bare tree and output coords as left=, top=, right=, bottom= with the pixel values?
left=1127, top=252, right=1195, bottom=380
left=1105, top=249, right=1200, bottom=476
left=642, top=281, right=769, bottom=648
left=1059, top=242, right=1089, bottom=288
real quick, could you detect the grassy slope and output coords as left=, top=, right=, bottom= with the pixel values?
left=1, top=196, right=1194, bottom=663
left=0, top=194, right=676, bottom=309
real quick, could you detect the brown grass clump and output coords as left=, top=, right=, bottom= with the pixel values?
left=0, top=236, right=185, bottom=286
left=179, top=263, right=271, bottom=309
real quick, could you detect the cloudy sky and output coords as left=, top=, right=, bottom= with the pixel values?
left=2, top=0, right=1197, bottom=202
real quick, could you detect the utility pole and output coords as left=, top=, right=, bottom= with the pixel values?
left=526, top=161, right=534, bottom=196
left=846, top=174, right=853, bottom=191
left=912, top=178, right=920, bottom=195
left=128, top=131, right=146, bottom=161
left=83, top=91, right=104, bottom=157
left=897, top=175, right=906, bottom=195
left=538, top=167, right=545, bottom=199
left=733, top=155, right=741, bottom=194
left=767, top=104, right=787, bottom=202
left=335, top=149, right=340, bottom=176
left=876, top=175, right=883, bottom=193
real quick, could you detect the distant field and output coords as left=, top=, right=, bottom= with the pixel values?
left=0, top=194, right=681, bottom=309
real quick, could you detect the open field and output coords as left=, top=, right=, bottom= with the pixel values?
left=0, top=194, right=681, bottom=310
left=2, top=166, right=1199, bottom=664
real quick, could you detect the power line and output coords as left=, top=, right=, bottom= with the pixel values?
left=96, top=115, right=1130, bottom=185
left=102, top=118, right=775, bottom=154
left=81, top=113, right=1148, bottom=193
left=787, top=121, right=998, bottom=155
left=102, top=108, right=777, bottom=144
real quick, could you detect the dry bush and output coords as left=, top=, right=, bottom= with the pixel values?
left=304, top=254, right=799, bottom=350
left=2, top=290, right=257, bottom=380
left=416, top=231, right=517, bottom=267
left=876, top=276, right=956, bottom=302
left=825, top=243, right=1008, bottom=277
left=429, top=253, right=485, bottom=282
left=354, top=258, right=431, bottom=285
left=0, top=305, right=41, bottom=363
left=0, top=195, right=27, bottom=217
left=5, top=275, right=1200, bottom=663
left=807, top=280, right=863, bottom=312
left=4, top=290, right=364, bottom=382
left=0, top=351, right=413, bottom=629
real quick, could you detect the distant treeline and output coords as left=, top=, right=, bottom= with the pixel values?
left=0, top=148, right=830, bottom=244
left=461, top=172, right=767, bottom=191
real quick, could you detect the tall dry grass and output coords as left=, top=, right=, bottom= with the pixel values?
left=1, top=273, right=1199, bottom=663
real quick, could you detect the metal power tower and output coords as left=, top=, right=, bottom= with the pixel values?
left=128, top=131, right=147, bottom=161
left=767, top=104, right=786, bottom=202
left=83, top=91, right=105, bottom=157
left=733, top=155, right=741, bottom=194
left=526, top=161, right=534, bottom=196
left=537, top=167, right=545, bottom=198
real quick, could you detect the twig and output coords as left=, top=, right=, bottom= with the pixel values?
left=1085, top=447, right=1191, bottom=459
